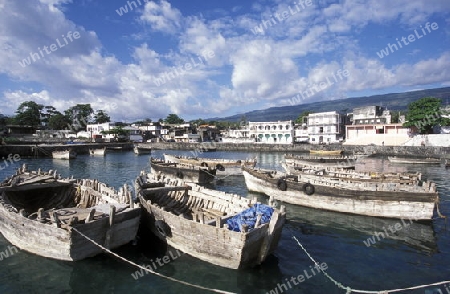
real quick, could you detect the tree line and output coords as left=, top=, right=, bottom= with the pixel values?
left=5, top=101, right=109, bottom=131
left=1, top=101, right=245, bottom=132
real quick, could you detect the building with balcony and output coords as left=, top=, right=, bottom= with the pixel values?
left=349, top=106, right=391, bottom=125
left=248, top=121, right=293, bottom=144
left=307, top=111, right=346, bottom=144
left=344, top=106, right=409, bottom=146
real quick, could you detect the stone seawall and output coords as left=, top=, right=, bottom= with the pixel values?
left=1, top=142, right=449, bottom=158
left=150, top=142, right=450, bottom=158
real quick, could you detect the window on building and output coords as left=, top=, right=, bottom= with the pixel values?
left=327, top=126, right=331, bottom=133
left=285, top=125, right=290, bottom=130
left=319, top=127, right=323, bottom=133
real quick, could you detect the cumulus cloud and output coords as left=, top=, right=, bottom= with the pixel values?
left=140, top=0, right=183, bottom=34
left=0, top=0, right=449, bottom=122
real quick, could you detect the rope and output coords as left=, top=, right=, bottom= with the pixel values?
left=435, top=199, right=447, bottom=219
left=72, top=227, right=235, bottom=294
left=291, top=233, right=450, bottom=293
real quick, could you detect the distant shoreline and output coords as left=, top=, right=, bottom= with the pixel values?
left=1, top=141, right=448, bottom=159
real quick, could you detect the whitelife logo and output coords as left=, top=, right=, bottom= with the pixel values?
left=18, top=31, right=81, bottom=68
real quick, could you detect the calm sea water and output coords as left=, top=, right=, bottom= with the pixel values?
left=0, top=150, right=449, bottom=294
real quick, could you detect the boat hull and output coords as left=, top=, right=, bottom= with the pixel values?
left=242, top=168, right=437, bottom=220
left=388, top=156, right=441, bottom=164
left=310, top=150, right=343, bottom=156
left=0, top=171, right=141, bottom=261
left=0, top=204, right=140, bottom=261
left=163, top=153, right=256, bottom=175
left=284, top=155, right=355, bottom=169
left=136, top=175, right=285, bottom=269
left=89, top=148, right=106, bottom=156
left=134, top=145, right=152, bottom=155
left=52, top=150, right=76, bottom=159
left=150, top=159, right=216, bottom=183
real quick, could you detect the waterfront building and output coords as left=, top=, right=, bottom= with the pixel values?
left=349, top=106, right=391, bottom=125
left=135, top=122, right=169, bottom=142
left=197, top=125, right=221, bottom=142
left=344, top=106, right=409, bottom=146
left=86, top=122, right=143, bottom=142
left=294, top=123, right=309, bottom=143
left=307, top=112, right=345, bottom=144
left=220, top=127, right=255, bottom=143
left=248, top=121, right=293, bottom=144
left=165, top=123, right=200, bottom=142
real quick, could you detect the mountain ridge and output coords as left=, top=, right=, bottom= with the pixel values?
left=207, top=87, right=450, bottom=122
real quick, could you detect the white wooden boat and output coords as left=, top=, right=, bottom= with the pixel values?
left=282, top=162, right=423, bottom=184
left=133, top=144, right=152, bottom=155
left=242, top=166, right=439, bottom=220
left=52, top=150, right=76, bottom=159
left=89, top=147, right=106, bottom=156
left=310, top=149, right=343, bottom=156
left=0, top=165, right=141, bottom=261
left=388, top=156, right=441, bottom=164
left=135, top=171, right=286, bottom=269
left=284, top=154, right=356, bottom=169
left=163, top=153, right=257, bottom=175
left=150, top=158, right=217, bottom=184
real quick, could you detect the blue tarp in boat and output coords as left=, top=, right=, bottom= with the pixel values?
left=226, top=203, right=274, bottom=232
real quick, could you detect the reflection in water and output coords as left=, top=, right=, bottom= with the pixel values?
left=0, top=151, right=448, bottom=294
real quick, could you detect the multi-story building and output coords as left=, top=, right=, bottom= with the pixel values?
left=248, top=121, right=293, bottom=144
left=345, top=106, right=409, bottom=146
left=349, top=106, right=391, bottom=125
left=86, top=122, right=143, bottom=142
left=307, top=111, right=346, bottom=144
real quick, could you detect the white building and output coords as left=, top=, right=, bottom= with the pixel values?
left=350, top=106, right=391, bottom=125
left=294, top=124, right=309, bottom=143
left=307, top=111, right=345, bottom=144
left=86, top=122, right=143, bottom=142
left=248, top=121, right=293, bottom=144
left=221, top=127, right=255, bottom=143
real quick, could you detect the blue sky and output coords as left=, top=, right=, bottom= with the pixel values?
left=0, top=0, right=449, bottom=122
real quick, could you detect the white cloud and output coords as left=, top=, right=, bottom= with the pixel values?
left=1, top=0, right=450, bottom=122
left=140, top=0, right=183, bottom=34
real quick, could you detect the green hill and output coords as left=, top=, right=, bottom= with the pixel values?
left=208, top=87, right=450, bottom=122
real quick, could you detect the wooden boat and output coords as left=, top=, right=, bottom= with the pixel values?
left=284, top=154, right=356, bottom=169
left=89, top=147, right=106, bottom=156
left=388, top=156, right=441, bottom=164
left=242, top=166, right=439, bottom=220
left=133, top=144, right=152, bottom=155
left=0, top=165, right=141, bottom=261
left=282, top=162, right=423, bottom=184
left=52, top=150, right=76, bottom=160
left=135, top=171, right=286, bottom=269
left=309, top=149, right=343, bottom=156
left=163, top=153, right=257, bottom=175
left=150, top=157, right=217, bottom=184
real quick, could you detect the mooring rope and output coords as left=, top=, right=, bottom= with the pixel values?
left=291, top=233, right=450, bottom=293
left=72, top=227, right=236, bottom=294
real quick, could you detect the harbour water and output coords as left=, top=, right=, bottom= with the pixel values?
left=0, top=150, right=449, bottom=294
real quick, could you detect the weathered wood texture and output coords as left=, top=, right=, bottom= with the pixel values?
left=242, top=166, right=438, bottom=220
left=163, top=153, right=257, bottom=175
left=136, top=172, right=286, bottom=269
left=0, top=168, right=141, bottom=261
left=150, top=158, right=216, bottom=183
